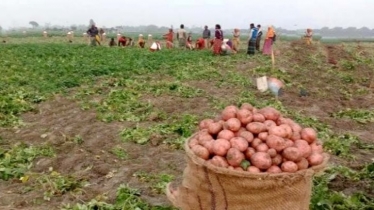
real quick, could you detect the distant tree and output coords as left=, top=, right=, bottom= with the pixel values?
left=70, top=25, right=77, bottom=31
left=29, top=21, right=39, bottom=28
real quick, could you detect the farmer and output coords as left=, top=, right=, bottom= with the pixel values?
left=305, top=29, right=313, bottom=45
left=163, top=28, right=174, bottom=49
left=138, top=34, right=146, bottom=48
left=202, top=25, right=211, bottom=49
left=256, top=24, right=263, bottom=51
left=213, top=24, right=223, bottom=55
left=67, top=31, right=73, bottom=43
left=109, top=38, right=116, bottom=47
left=147, top=34, right=153, bottom=46
left=186, top=33, right=194, bottom=50
left=195, top=37, right=205, bottom=50
left=87, top=24, right=100, bottom=46
left=263, top=25, right=276, bottom=55
left=232, top=28, right=240, bottom=53
left=221, top=39, right=233, bottom=55
left=177, top=24, right=187, bottom=48
left=99, top=28, right=106, bottom=42
left=150, top=41, right=161, bottom=52
left=127, top=38, right=135, bottom=46
left=247, top=23, right=258, bottom=55
left=118, top=36, right=127, bottom=47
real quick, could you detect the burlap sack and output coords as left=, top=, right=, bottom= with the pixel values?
left=166, top=133, right=329, bottom=210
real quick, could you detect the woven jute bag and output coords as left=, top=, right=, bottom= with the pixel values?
left=166, top=133, right=329, bottom=210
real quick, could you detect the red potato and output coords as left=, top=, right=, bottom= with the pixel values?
left=234, top=128, right=246, bottom=137
left=199, top=119, right=214, bottom=130
left=258, top=132, right=268, bottom=141
left=267, top=165, right=282, bottom=173
left=296, top=158, right=309, bottom=170
left=198, top=133, right=213, bottom=145
left=202, top=140, right=215, bottom=154
left=239, top=131, right=254, bottom=143
left=294, top=140, right=312, bottom=158
left=226, top=148, right=245, bottom=167
left=188, top=138, right=199, bottom=148
left=247, top=166, right=261, bottom=173
left=276, top=117, right=288, bottom=125
left=221, top=105, right=238, bottom=121
left=251, top=138, right=263, bottom=148
left=245, top=147, right=256, bottom=159
left=237, top=109, right=253, bottom=125
left=267, top=148, right=277, bottom=158
left=253, top=113, right=266, bottom=122
left=282, top=147, right=302, bottom=162
left=310, top=141, right=324, bottom=154
left=285, top=139, right=294, bottom=148
left=281, top=161, right=298, bottom=173
left=272, top=154, right=282, bottom=166
left=208, top=122, right=223, bottom=135
left=268, top=126, right=288, bottom=138
left=230, top=137, right=249, bottom=152
left=264, top=120, right=277, bottom=129
left=290, top=122, right=302, bottom=133
left=246, top=122, right=267, bottom=134
left=217, top=130, right=235, bottom=140
left=224, top=118, right=242, bottom=132
left=250, top=152, right=272, bottom=170
left=256, top=143, right=269, bottom=152
left=191, top=145, right=210, bottom=160
left=252, top=107, right=258, bottom=113
left=210, top=156, right=229, bottom=168
left=266, top=135, right=287, bottom=152
left=259, top=107, right=281, bottom=121
left=235, top=167, right=244, bottom=171
left=240, top=103, right=254, bottom=111
left=290, top=132, right=301, bottom=141
left=228, top=166, right=234, bottom=170
left=212, top=139, right=231, bottom=156
left=279, top=124, right=293, bottom=138
left=301, top=128, right=317, bottom=144
left=308, top=153, right=324, bottom=166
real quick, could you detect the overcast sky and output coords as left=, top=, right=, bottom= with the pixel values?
left=0, top=0, right=373, bottom=30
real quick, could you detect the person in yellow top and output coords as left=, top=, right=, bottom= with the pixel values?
left=232, top=28, right=240, bottom=53
left=138, top=34, right=145, bottom=48
left=305, top=29, right=313, bottom=45
left=262, top=25, right=275, bottom=55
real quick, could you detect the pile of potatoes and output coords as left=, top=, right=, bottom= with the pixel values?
left=189, top=104, right=325, bottom=173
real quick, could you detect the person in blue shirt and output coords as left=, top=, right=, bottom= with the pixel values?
left=247, top=23, right=258, bottom=55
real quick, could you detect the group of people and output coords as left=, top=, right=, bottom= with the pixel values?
left=84, top=23, right=312, bottom=57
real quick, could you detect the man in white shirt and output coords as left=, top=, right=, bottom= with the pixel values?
left=177, top=24, right=187, bottom=48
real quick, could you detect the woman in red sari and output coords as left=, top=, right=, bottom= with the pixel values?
left=163, top=28, right=174, bottom=49
left=213, top=24, right=223, bottom=55
left=195, top=38, right=205, bottom=50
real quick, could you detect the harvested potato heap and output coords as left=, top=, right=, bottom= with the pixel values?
left=190, top=103, right=325, bottom=172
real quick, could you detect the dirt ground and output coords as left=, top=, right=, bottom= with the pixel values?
left=0, top=41, right=373, bottom=209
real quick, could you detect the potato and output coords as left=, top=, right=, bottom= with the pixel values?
left=228, top=166, right=234, bottom=170
left=264, top=120, right=277, bottom=129
left=258, top=107, right=281, bottom=121
left=267, top=165, right=282, bottom=173
left=188, top=138, right=199, bottom=148
left=245, top=147, right=256, bottom=159
left=276, top=117, right=288, bottom=125
left=307, top=153, right=324, bottom=166
left=199, top=119, right=214, bottom=130
left=237, top=109, right=253, bottom=125
left=294, top=140, right=312, bottom=158
left=198, top=133, right=213, bottom=145
left=250, top=152, right=272, bottom=170
left=251, top=138, right=263, bottom=148
left=267, top=148, right=277, bottom=158
left=212, top=139, right=231, bottom=156
left=290, top=122, right=302, bottom=134
left=208, top=122, right=223, bottom=135
left=217, top=130, right=235, bottom=140
left=230, top=137, right=249, bottom=152
left=224, top=118, right=241, bottom=132
left=301, top=128, right=317, bottom=144
left=310, top=141, right=324, bottom=154
left=266, top=135, right=286, bottom=152
left=256, top=143, right=269, bottom=152
left=191, top=145, right=210, bottom=160
left=202, top=140, right=215, bottom=154
left=221, top=105, right=238, bottom=121
left=296, top=158, right=309, bottom=170
left=234, top=128, right=246, bottom=137
left=282, top=147, right=302, bottom=162
left=268, top=126, right=287, bottom=138
left=210, top=156, right=229, bottom=168
left=290, top=132, right=301, bottom=141
left=240, top=103, right=254, bottom=111
left=272, top=154, right=282, bottom=166
left=285, top=139, right=294, bottom=148
left=258, top=132, right=268, bottom=141
left=226, top=148, right=245, bottom=167
left=239, top=131, right=254, bottom=143
left=246, top=122, right=267, bottom=134
left=234, top=167, right=244, bottom=171
left=247, top=166, right=261, bottom=173
left=279, top=124, right=292, bottom=138
left=281, top=161, right=298, bottom=173
left=253, top=113, right=266, bottom=122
